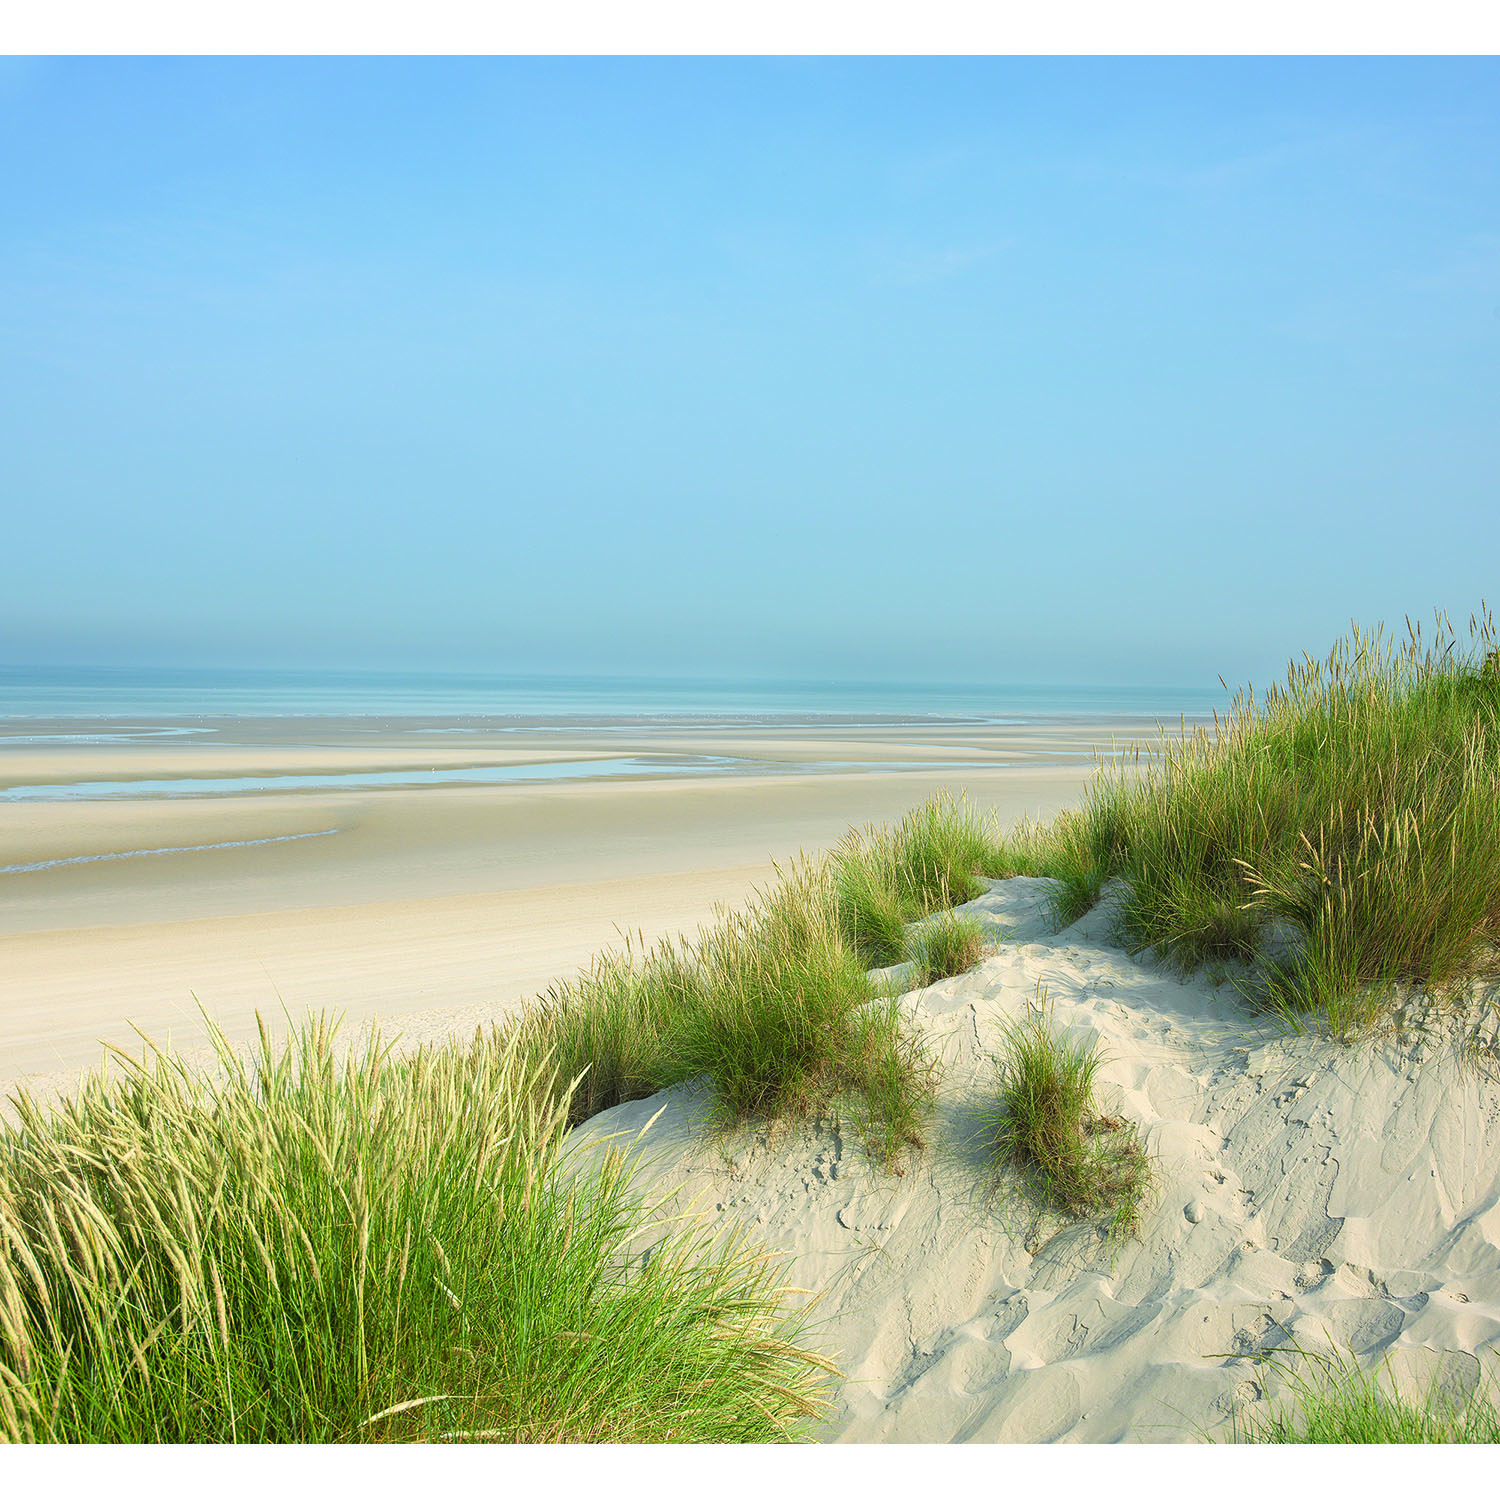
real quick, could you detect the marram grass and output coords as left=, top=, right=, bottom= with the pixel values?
left=511, top=856, right=940, bottom=1167
left=1234, top=1346, right=1500, bottom=1444
left=0, top=1017, right=835, bottom=1443
left=908, top=911, right=988, bottom=987
left=982, top=987, right=1149, bottom=1238
left=988, top=609, right=1500, bottom=1035
left=510, top=793, right=1012, bottom=1161
left=0, top=792, right=1015, bottom=1444
left=830, top=792, right=1004, bottom=968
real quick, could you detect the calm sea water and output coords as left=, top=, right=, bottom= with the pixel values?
left=0, top=666, right=1225, bottom=725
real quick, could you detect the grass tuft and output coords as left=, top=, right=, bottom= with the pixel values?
left=989, top=607, right=1500, bottom=1035
left=1235, top=1346, right=1500, bottom=1443
left=0, top=1017, right=835, bottom=1443
left=908, top=911, right=987, bottom=987
left=510, top=858, right=934, bottom=1169
left=831, top=853, right=911, bottom=968
left=831, top=791, right=1003, bottom=967
left=982, top=987, right=1149, bottom=1237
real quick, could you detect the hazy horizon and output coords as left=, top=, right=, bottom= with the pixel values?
left=0, top=662, right=1235, bottom=720
left=5, top=57, right=1498, bottom=691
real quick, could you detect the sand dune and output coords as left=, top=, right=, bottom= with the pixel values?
left=571, top=877, right=1500, bottom=1442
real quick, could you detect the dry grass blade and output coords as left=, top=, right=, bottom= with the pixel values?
left=360, top=1394, right=454, bottom=1427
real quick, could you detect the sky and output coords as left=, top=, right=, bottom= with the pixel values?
left=2, top=56, right=1498, bottom=690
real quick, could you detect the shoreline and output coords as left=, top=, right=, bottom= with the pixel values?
left=0, top=722, right=1116, bottom=1097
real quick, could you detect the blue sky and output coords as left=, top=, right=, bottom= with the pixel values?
left=3, top=56, right=1498, bottom=689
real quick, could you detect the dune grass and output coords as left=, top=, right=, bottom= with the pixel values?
left=667, top=865, right=936, bottom=1160
left=511, top=794, right=1014, bottom=1161
left=1236, top=1347, right=1500, bottom=1443
left=0, top=1017, right=836, bottom=1443
left=829, top=851, right=912, bottom=968
left=988, top=610, right=1500, bottom=1034
left=908, top=911, right=987, bottom=987
left=511, top=858, right=935, bottom=1167
left=830, top=792, right=1003, bottom=968
left=982, top=988, right=1149, bottom=1237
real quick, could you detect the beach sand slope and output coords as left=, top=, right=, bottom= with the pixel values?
left=570, top=878, right=1500, bottom=1442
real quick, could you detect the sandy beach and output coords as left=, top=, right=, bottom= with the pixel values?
left=0, top=714, right=1152, bottom=1096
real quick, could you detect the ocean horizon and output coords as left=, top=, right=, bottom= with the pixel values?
left=0, top=664, right=1228, bottom=725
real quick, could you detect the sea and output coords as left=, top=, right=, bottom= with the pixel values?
left=0, top=666, right=1227, bottom=727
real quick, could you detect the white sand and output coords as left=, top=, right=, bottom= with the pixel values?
left=571, top=878, right=1500, bottom=1442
